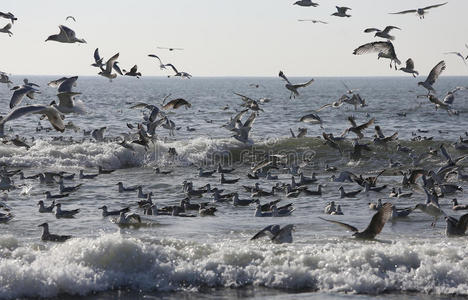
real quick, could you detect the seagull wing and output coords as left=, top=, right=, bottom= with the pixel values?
left=165, top=63, right=179, bottom=74
left=272, top=224, right=294, bottom=243
left=1, top=105, right=64, bottom=132
left=423, top=2, right=448, bottom=10
left=59, top=25, right=76, bottom=40
left=356, top=118, right=375, bottom=131
left=251, top=224, right=280, bottom=240
left=243, top=112, right=257, bottom=128
left=148, top=54, right=163, bottom=64
left=10, top=86, right=33, bottom=109
left=278, top=71, right=292, bottom=85
left=360, top=203, right=393, bottom=237
left=105, top=53, right=120, bottom=73
left=405, top=58, right=415, bottom=69
left=293, top=78, right=314, bottom=88
left=364, top=28, right=380, bottom=33
left=113, top=62, right=123, bottom=75
left=425, top=61, right=446, bottom=86
left=94, top=48, right=102, bottom=63
left=57, top=92, right=77, bottom=108
left=58, top=76, right=78, bottom=93
left=390, top=9, right=417, bottom=15
left=318, top=217, right=359, bottom=233
left=382, top=26, right=401, bottom=33
left=353, top=41, right=394, bottom=56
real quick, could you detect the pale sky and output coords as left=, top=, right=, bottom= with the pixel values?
left=1, top=0, right=468, bottom=77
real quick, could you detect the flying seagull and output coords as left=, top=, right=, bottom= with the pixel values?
left=319, top=202, right=393, bottom=239
left=157, top=46, right=183, bottom=51
left=45, top=25, right=86, bottom=43
left=251, top=224, right=295, bottom=244
left=390, top=2, right=448, bottom=19
left=9, top=84, right=40, bottom=109
left=364, top=26, right=401, bottom=41
left=278, top=71, right=314, bottom=99
left=98, top=53, right=121, bottom=80
left=66, top=16, right=76, bottom=22
left=0, top=12, right=17, bottom=24
left=91, top=48, right=105, bottom=69
left=332, top=6, right=351, bottom=17
left=165, top=63, right=192, bottom=79
left=293, top=0, right=319, bottom=7
left=353, top=41, right=401, bottom=69
left=297, top=19, right=327, bottom=24
left=399, top=58, right=419, bottom=77
left=0, top=23, right=12, bottom=37
left=162, top=98, right=191, bottom=110
left=418, top=61, right=446, bottom=94
left=148, top=54, right=166, bottom=70
left=123, top=65, right=142, bottom=78
left=444, top=51, right=466, bottom=65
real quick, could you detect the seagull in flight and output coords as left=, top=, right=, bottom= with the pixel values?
left=0, top=12, right=17, bottom=24
left=418, top=61, right=446, bottom=94
left=332, top=6, right=351, bottom=17
left=319, top=203, right=393, bottom=240
left=390, top=2, right=448, bottom=19
left=45, top=25, right=86, bottom=43
left=98, top=53, right=121, bottom=80
left=353, top=41, right=401, bottom=69
left=165, top=63, right=192, bottom=79
left=0, top=23, right=13, bottom=37
left=66, top=16, right=76, bottom=22
left=444, top=51, right=466, bottom=65
left=364, top=26, right=401, bottom=41
left=278, top=71, right=314, bottom=99
left=148, top=54, right=166, bottom=70
left=293, top=0, right=319, bottom=7
left=297, top=19, right=327, bottom=24
left=399, top=58, right=419, bottom=77
left=91, top=48, right=105, bottom=69
left=157, top=46, right=183, bottom=51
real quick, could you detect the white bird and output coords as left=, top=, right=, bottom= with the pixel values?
left=0, top=105, right=65, bottom=137
left=297, top=19, right=327, bottom=24
left=45, top=25, right=86, bottom=43
left=115, top=211, right=142, bottom=225
left=0, top=23, right=12, bottom=37
left=353, top=41, right=401, bottom=69
left=250, top=224, right=295, bottom=244
left=443, top=87, right=466, bottom=105
left=364, top=26, right=401, bottom=40
left=390, top=2, right=448, bottom=19
left=165, top=63, right=192, bottom=79
left=278, top=71, right=314, bottom=99
left=98, top=53, right=121, bottom=80
left=148, top=54, right=166, bottom=70
left=399, top=58, right=419, bottom=77
left=332, top=6, right=351, bottom=17
left=9, top=84, right=40, bottom=109
left=232, top=112, right=257, bottom=143
left=418, top=61, right=446, bottom=94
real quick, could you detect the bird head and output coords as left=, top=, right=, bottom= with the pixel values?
left=38, top=222, right=48, bottom=227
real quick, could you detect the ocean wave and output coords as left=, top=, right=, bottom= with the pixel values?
left=1, top=234, right=468, bottom=299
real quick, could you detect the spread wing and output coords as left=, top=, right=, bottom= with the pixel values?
left=423, top=2, right=448, bottom=10
left=94, top=48, right=102, bottom=63
left=251, top=224, right=280, bottom=240
left=293, top=78, right=314, bottom=88
left=59, top=25, right=76, bottom=40
left=425, top=61, right=446, bottom=86
left=105, top=53, right=120, bottom=73
left=364, top=28, right=380, bottom=33
left=58, top=76, right=78, bottom=93
left=356, top=118, right=375, bottom=131
left=390, top=9, right=417, bottom=15
left=405, top=58, right=415, bottom=69
left=165, top=63, right=179, bottom=74
left=361, top=203, right=392, bottom=237
left=318, top=217, right=359, bottom=233
left=148, top=54, right=163, bottom=64
left=353, top=41, right=394, bottom=56
left=57, top=92, right=78, bottom=108
left=278, top=71, right=291, bottom=85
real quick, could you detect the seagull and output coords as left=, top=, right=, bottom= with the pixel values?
left=91, top=48, right=105, bottom=68
left=0, top=12, right=17, bottom=24
left=300, top=113, right=322, bottom=125
left=165, top=63, right=192, bottom=78
left=353, top=41, right=401, bottom=69
left=157, top=46, right=183, bottom=51
left=390, top=2, right=448, bottom=19
left=162, top=98, right=191, bottom=110
left=297, top=19, right=327, bottom=24
left=44, top=191, right=69, bottom=199
left=79, top=170, right=98, bottom=179
left=58, top=181, right=82, bottom=194
left=45, top=25, right=86, bottom=43
left=123, top=65, right=141, bottom=78
left=293, top=0, right=318, bottom=7
left=319, top=203, right=393, bottom=240
left=418, top=61, right=446, bottom=94
left=0, top=23, right=13, bottom=37
left=399, top=59, right=419, bottom=77
left=444, top=51, right=466, bottom=65
left=332, top=6, right=351, bottom=17
left=99, top=205, right=130, bottom=217
left=65, top=16, right=76, bottom=22
left=114, top=212, right=141, bottom=225
left=98, top=53, right=121, bottom=80
left=278, top=71, right=314, bottom=99
left=414, top=201, right=445, bottom=227
left=0, top=73, right=12, bottom=87
left=9, top=84, right=40, bottom=109
left=443, top=87, right=466, bottom=105
left=116, top=182, right=140, bottom=192
left=341, top=116, right=375, bottom=139
left=445, top=214, right=468, bottom=237
left=251, top=224, right=295, bottom=244
left=54, top=203, right=80, bottom=218
left=0, top=105, right=65, bottom=137
left=339, top=186, right=362, bottom=198
left=364, top=26, right=401, bottom=40
left=148, top=54, right=166, bottom=70
left=37, top=200, right=55, bottom=213
left=38, top=223, right=72, bottom=242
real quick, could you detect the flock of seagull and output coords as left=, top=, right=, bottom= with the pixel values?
left=1, top=2, right=468, bottom=244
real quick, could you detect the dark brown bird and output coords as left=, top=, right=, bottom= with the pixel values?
left=162, top=98, right=191, bottom=110
left=319, top=203, right=393, bottom=239
left=341, top=116, right=375, bottom=139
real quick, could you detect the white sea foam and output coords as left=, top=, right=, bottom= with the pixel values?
left=1, top=234, right=468, bottom=299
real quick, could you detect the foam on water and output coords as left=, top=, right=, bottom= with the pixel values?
left=1, top=234, right=468, bottom=299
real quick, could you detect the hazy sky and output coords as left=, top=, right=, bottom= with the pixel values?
left=1, top=0, right=468, bottom=77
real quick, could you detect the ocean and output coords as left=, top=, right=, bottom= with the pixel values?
left=0, top=75, right=468, bottom=299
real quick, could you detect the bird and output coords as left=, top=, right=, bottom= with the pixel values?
left=45, top=25, right=86, bottom=43
left=58, top=181, right=82, bottom=194
left=38, top=223, right=72, bottom=242
left=297, top=19, right=327, bottom=24
left=332, top=6, right=351, bottom=17
left=353, top=41, right=401, bottom=69
left=37, top=200, right=55, bottom=213
left=0, top=23, right=13, bottom=37
left=54, top=203, right=80, bottom=218
left=251, top=224, right=295, bottom=244
left=165, top=63, right=192, bottom=78
left=79, top=170, right=98, bottom=179
left=293, top=0, right=318, bottom=7
left=0, top=12, right=17, bottom=23
left=0, top=73, right=13, bottom=87
left=445, top=214, right=468, bottom=237
left=123, top=65, right=142, bottom=78
left=148, top=54, right=166, bottom=70
left=338, top=186, right=362, bottom=198
left=9, top=84, right=41, bottom=109
left=414, top=202, right=446, bottom=227
left=66, top=16, right=76, bottom=22
left=0, top=105, right=65, bottom=137
left=162, top=98, right=191, bottom=110
left=399, top=59, right=419, bottom=77
left=341, top=116, right=374, bottom=139
left=451, top=199, right=468, bottom=211
left=278, top=71, right=314, bottom=99
left=91, top=48, right=105, bottom=68
left=300, top=113, right=322, bottom=125
left=98, top=53, right=121, bottom=80
left=220, top=173, right=240, bottom=184
left=444, top=51, right=466, bottom=65
left=364, top=26, right=401, bottom=40
left=114, top=212, right=142, bottom=225
left=157, top=46, right=183, bottom=51
left=98, top=166, right=115, bottom=174
left=443, top=87, right=466, bottom=105
left=319, top=203, right=393, bottom=239
left=44, top=191, right=69, bottom=199
left=418, top=61, right=446, bottom=94
left=390, top=2, right=448, bottom=19
left=99, top=205, right=130, bottom=217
